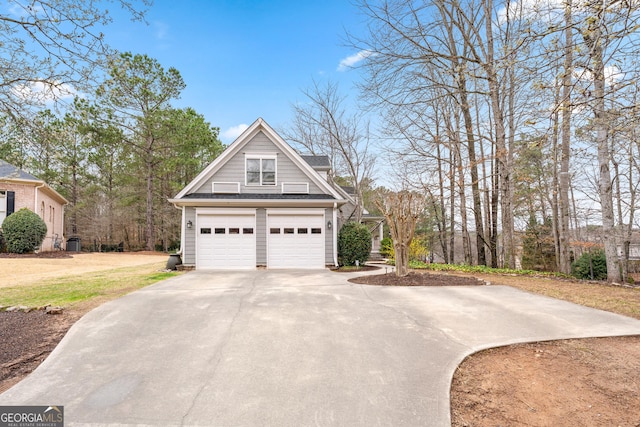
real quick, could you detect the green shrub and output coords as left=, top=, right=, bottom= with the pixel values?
left=338, top=222, right=371, bottom=266
left=572, top=250, right=607, bottom=280
left=0, top=229, right=6, bottom=253
left=409, top=237, right=429, bottom=262
left=379, top=237, right=394, bottom=258
left=2, top=208, right=48, bottom=254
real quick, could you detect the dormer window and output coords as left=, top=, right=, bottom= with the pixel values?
left=246, top=156, right=276, bottom=186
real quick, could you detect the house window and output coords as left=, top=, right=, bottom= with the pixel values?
left=0, top=191, right=5, bottom=223
left=246, top=156, right=276, bottom=186
left=0, top=191, right=14, bottom=223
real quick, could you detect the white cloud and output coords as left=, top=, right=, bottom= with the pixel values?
left=573, top=65, right=624, bottom=86
left=497, top=0, right=564, bottom=24
left=154, top=21, right=169, bottom=40
left=337, top=50, right=375, bottom=72
left=12, top=81, right=80, bottom=104
left=222, top=123, right=249, bottom=141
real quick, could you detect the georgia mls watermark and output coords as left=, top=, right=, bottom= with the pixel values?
left=0, top=406, right=63, bottom=427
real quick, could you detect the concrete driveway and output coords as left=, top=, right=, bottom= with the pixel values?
left=2, top=269, right=640, bottom=426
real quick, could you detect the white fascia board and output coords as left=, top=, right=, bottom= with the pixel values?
left=168, top=198, right=348, bottom=209
left=266, top=208, right=325, bottom=215
left=1, top=178, right=69, bottom=205
left=195, top=207, right=256, bottom=215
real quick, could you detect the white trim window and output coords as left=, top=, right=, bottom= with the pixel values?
left=0, top=190, right=6, bottom=223
left=245, top=155, right=276, bottom=186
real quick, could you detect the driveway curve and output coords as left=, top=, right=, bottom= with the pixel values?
left=2, top=269, right=640, bottom=426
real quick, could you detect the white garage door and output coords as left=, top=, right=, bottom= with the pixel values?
left=268, top=212, right=325, bottom=269
left=196, top=213, right=256, bottom=269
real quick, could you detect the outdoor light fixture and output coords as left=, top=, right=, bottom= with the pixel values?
left=187, top=220, right=193, bottom=229
left=327, top=220, right=332, bottom=230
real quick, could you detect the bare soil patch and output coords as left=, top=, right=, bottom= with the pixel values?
left=349, top=270, right=483, bottom=286
left=451, top=336, right=640, bottom=427
left=352, top=269, right=640, bottom=426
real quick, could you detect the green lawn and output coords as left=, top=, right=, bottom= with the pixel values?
left=0, top=264, right=178, bottom=309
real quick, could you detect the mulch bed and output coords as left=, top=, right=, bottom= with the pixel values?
left=0, top=311, right=76, bottom=393
left=349, top=270, right=485, bottom=286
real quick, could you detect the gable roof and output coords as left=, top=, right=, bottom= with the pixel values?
left=0, top=159, right=40, bottom=181
left=173, top=118, right=345, bottom=201
left=0, top=159, right=69, bottom=205
left=301, top=155, right=331, bottom=170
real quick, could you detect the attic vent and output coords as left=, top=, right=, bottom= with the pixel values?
left=282, top=182, right=309, bottom=194
left=212, top=182, right=240, bottom=194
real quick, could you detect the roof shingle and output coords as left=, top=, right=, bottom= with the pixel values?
left=0, top=159, right=40, bottom=181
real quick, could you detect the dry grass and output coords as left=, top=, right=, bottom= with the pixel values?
left=0, top=252, right=175, bottom=309
left=454, top=272, right=640, bottom=320
left=1, top=252, right=168, bottom=288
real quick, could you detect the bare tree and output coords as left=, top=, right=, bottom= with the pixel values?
left=0, top=0, right=149, bottom=120
left=284, top=80, right=375, bottom=222
left=557, top=0, right=574, bottom=274
left=375, top=190, right=426, bottom=277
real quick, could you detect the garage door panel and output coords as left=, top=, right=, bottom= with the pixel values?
left=197, top=214, right=256, bottom=269
left=267, top=214, right=324, bottom=269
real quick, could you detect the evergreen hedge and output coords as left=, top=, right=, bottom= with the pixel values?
left=572, top=250, right=608, bottom=281
left=338, top=222, right=371, bottom=266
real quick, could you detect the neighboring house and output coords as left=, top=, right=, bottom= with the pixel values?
left=170, top=117, right=375, bottom=270
left=0, top=159, right=68, bottom=251
left=618, top=244, right=640, bottom=261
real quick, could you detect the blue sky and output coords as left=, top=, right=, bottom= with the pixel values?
left=106, top=0, right=368, bottom=144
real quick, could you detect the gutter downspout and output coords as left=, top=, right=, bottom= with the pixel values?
left=333, top=202, right=338, bottom=267
left=173, top=204, right=184, bottom=255
left=34, top=182, right=46, bottom=251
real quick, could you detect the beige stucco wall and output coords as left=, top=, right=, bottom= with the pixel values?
left=0, top=182, right=66, bottom=251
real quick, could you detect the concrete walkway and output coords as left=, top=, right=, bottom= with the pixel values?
left=2, top=269, right=640, bottom=426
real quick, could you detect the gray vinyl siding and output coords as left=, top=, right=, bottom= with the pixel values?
left=184, top=206, right=197, bottom=265
left=325, top=208, right=334, bottom=265
left=193, top=131, right=324, bottom=194
left=338, top=200, right=357, bottom=224
left=256, top=208, right=267, bottom=265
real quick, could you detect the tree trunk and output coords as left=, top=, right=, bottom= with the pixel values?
left=395, top=241, right=409, bottom=277
left=558, top=0, right=573, bottom=274
left=435, top=134, right=450, bottom=264
left=438, top=2, right=486, bottom=266
left=484, top=0, right=514, bottom=268
left=453, top=118, right=471, bottom=264
left=583, top=12, right=621, bottom=282
left=145, top=150, right=156, bottom=252
left=550, top=104, right=562, bottom=271
left=448, top=146, right=456, bottom=264
left=458, top=77, right=486, bottom=266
